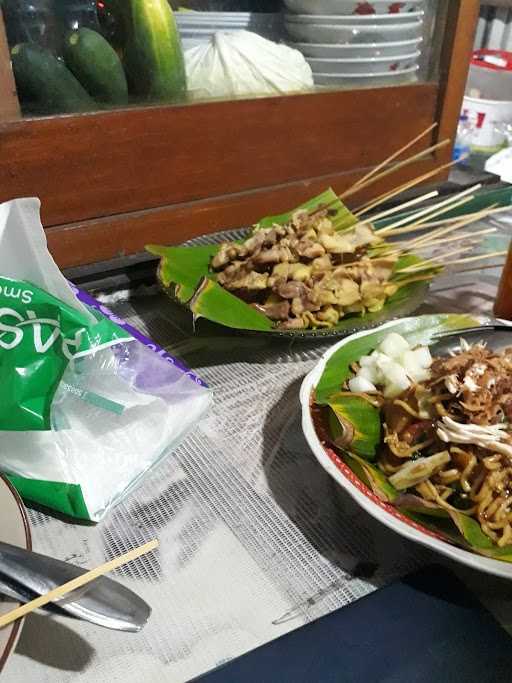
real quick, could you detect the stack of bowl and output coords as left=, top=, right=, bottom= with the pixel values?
left=175, top=12, right=283, bottom=51
left=283, top=0, right=425, bottom=87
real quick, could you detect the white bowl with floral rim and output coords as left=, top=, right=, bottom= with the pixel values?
left=300, top=316, right=512, bottom=580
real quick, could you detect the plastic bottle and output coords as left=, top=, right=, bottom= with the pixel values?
left=452, top=114, right=473, bottom=165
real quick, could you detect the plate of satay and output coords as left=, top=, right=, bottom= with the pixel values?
left=147, top=125, right=510, bottom=339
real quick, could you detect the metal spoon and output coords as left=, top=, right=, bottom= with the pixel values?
left=0, top=541, right=151, bottom=632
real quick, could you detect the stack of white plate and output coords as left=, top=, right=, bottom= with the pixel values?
left=175, top=12, right=283, bottom=51
left=283, top=1, right=425, bottom=87
left=284, top=0, right=424, bottom=15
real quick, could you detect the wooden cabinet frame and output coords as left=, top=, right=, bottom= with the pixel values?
left=0, top=0, right=479, bottom=268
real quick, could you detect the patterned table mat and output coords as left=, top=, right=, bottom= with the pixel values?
left=4, top=215, right=512, bottom=682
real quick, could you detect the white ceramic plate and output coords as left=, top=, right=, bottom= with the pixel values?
left=300, top=318, right=512, bottom=580
left=0, top=476, right=31, bottom=672
left=179, top=28, right=247, bottom=36
left=284, top=0, right=424, bottom=15
left=175, top=13, right=279, bottom=24
left=313, top=64, right=419, bottom=85
left=306, top=50, right=419, bottom=74
left=290, top=37, right=422, bottom=57
left=285, top=19, right=423, bottom=43
left=176, top=12, right=252, bottom=19
left=284, top=11, right=424, bottom=23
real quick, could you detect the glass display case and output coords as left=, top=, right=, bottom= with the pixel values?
left=0, top=0, right=479, bottom=269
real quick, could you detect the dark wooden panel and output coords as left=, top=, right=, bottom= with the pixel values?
left=46, top=157, right=441, bottom=268
left=0, top=83, right=438, bottom=227
left=436, top=0, right=480, bottom=146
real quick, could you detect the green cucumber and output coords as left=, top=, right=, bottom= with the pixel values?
left=121, top=0, right=187, bottom=102
left=11, top=43, right=96, bottom=115
left=64, top=28, right=128, bottom=106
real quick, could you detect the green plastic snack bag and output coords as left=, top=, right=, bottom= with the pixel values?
left=0, top=275, right=131, bottom=432
left=0, top=198, right=212, bottom=521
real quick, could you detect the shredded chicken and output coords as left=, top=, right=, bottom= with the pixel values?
left=431, top=343, right=512, bottom=426
left=437, top=416, right=512, bottom=459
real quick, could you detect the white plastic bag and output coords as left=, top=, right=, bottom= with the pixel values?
left=0, top=198, right=212, bottom=522
left=185, top=31, right=314, bottom=100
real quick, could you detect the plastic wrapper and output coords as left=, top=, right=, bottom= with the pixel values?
left=0, top=198, right=212, bottom=521
left=185, top=30, right=314, bottom=100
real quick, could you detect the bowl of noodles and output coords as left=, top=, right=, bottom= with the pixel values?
left=301, top=314, right=512, bottom=578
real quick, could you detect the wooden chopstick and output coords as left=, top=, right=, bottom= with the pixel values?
left=0, top=538, right=159, bottom=629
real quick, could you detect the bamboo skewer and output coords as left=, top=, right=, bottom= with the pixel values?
left=392, top=227, right=496, bottom=252
left=340, top=139, right=451, bottom=201
left=348, top=123, right=438, bottom=193
left=355, top=189, right=439, bottom=226
left=307, top=137, right=449, bottom=221
left=301, top=126, right=506, bottom=288
left=403, top=205, right=510, bottom=230
left=0, top=539, right=159, bottom=630
left=396, top=248, right=476, bottom=274
left=396, top=250, right=508, bottom=274
left=386, top=216, right=476, bottom=249
left=394, top=210, right=497, bottom=250
left=434, top=250, right=508, bottom=269
left=382, top=234, right=487, bottom=261
left=409, top=239, right=481, bottom=255
left=391, top=244, right=479, bottom=269
left=377, top=188, right=480, bottom=236
left=458, top=262, right=506, bottom=275
left=373, top=203, right=498, bottom=239
left=353, top=155, right=464, bottom=216
left=377, top=184, right=481, bottom=233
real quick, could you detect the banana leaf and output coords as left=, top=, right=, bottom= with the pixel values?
left=314, top=313, right=512, bottom=563
left=345, top=452, right=397, bottom=502
left=448, top=511, right=512, bottom=561
left=344, top=454, right=458, bottom=545
left=189, top=278, right=273, bottom=331
left=256, top=188, right=358, bottom=232
left=148, top=243, right=218, bottom=303
left=327, top=396, right=381, bottom=461
left=147, top=188, right=438, bottom=335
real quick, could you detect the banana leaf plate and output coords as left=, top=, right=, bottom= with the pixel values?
left=161, top=227, right=430, bottom=340
left=149, top=185, right=512, bottom=340
left=300, top=314, right=512, bottom=580
left=148, top=189, right=434, bottom=340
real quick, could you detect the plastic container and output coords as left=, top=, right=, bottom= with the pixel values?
left=462, top=50, right=512, bottom=154
left=466, top=49, right=512, bottom=101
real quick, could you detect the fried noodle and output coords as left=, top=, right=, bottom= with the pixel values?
left=377, top=343, right=512, bottom=548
